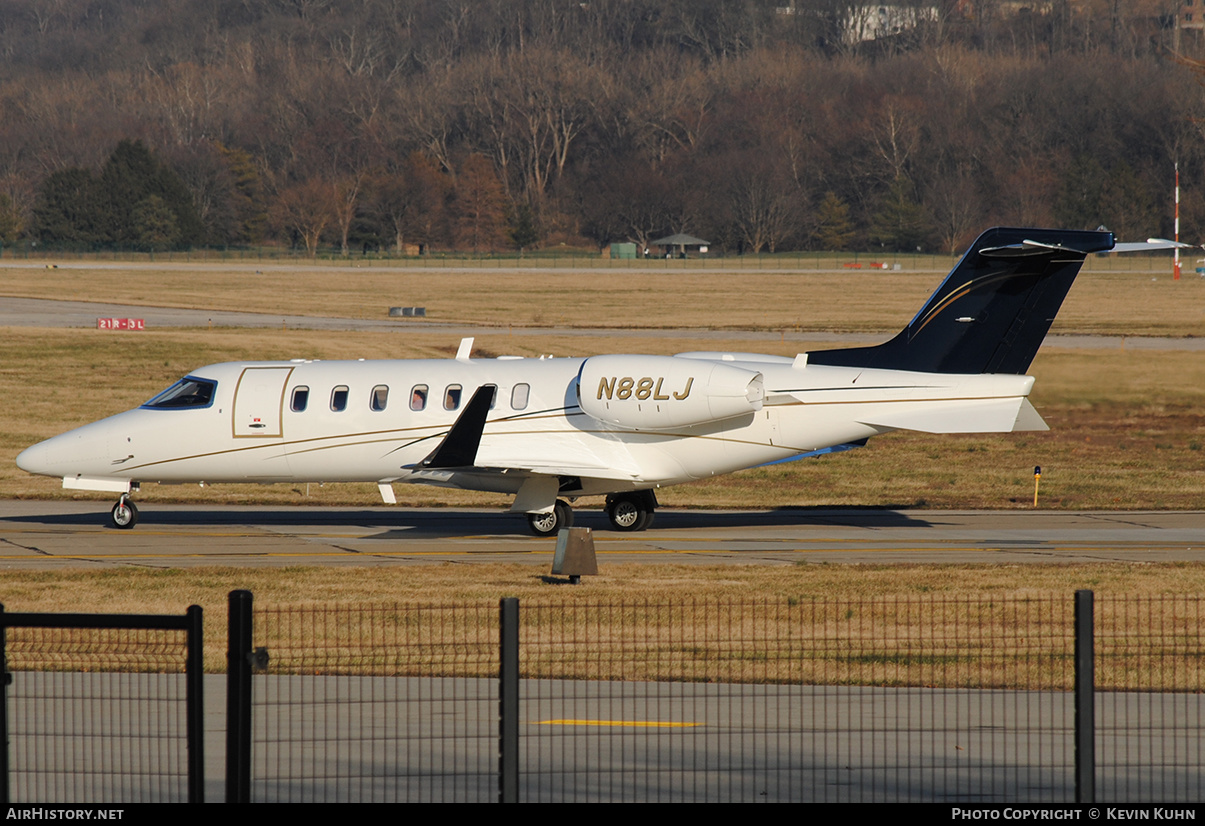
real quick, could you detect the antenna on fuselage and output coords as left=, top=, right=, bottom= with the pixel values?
left=456, top=337, right=474, bottom=360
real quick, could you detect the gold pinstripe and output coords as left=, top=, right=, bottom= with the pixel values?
left=118, top=392, right=1026, bottom=474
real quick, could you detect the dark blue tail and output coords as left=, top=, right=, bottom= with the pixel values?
left=809, top=227, right=1115, bottom=375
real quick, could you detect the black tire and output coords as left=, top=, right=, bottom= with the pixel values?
left=606, top=494, right=649, bottom=532
left=526, top=499, right=573, bottom=537
left=554, top=499, right=574, bottom=530
left=111, top=499, right=139, bottom=530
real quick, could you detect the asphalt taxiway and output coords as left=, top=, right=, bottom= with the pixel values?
left=0, top=501, right=1201, bottom=568
left=3, top=294, right=1204, bottom=351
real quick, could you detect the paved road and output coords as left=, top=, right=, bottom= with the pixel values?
left=3, top=295, right=1204, bottom=350
left=0, top=501, right=1201, bottom=568
left=8, top=671, right=1200, bottom=803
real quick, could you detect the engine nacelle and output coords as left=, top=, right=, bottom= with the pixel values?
left=577, top=355, right=764, bottom=431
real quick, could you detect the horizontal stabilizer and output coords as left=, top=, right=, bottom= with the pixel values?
left=857, top=396, right=1046, bottom=434
left=1109, top=238, right=1196, bottom=253
left=1012, top=398, right=1049, bottom=432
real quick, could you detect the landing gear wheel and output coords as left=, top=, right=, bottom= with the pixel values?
left=526, top=499, right=574, bottom=537
left=111, top=498, right=139, bottom=530
left=606, top=493, right=653, bottom=532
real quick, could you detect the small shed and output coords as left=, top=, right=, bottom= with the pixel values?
left=650, top=233, right=710, bottom=259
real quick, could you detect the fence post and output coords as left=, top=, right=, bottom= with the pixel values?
left=0, top=604, right=7, bottom=805
left=226, top=590, right=253, bottom=803
left=185, top=604, right=204, bottom=803
left=1074, top=589, right=1095, bottom=803
left=499, top=597, right=519, bottom=803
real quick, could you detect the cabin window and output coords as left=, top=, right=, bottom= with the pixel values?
left=141, top=377, right=217, bottom=410
left=410, top=385, right=428, bottom=411
left=444, top=384, right=462, bottom=410
left=371, top=385, right=389, bottom=411
left=291, top=386, right=309, bottom=412
left=330, top=385, right=349, bottom=412
left=484, top=384, right=498, bottom=409
left=511, top=383, right=530, bottom=411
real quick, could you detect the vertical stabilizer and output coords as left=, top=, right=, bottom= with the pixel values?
left=809, top=227, right=1114, bottom=375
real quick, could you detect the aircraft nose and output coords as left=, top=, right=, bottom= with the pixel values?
left=16, top=440, right=54, bottom=475
left=16, top=423, right=115, bottom=478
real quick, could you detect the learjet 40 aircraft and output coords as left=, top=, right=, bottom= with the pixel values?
left=16, top=227, right=1180, bottom=534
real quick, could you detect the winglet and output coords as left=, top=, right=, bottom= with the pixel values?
left=419, top=385, right=494, bottom=469
left=456, top=337, right=474, bottom=360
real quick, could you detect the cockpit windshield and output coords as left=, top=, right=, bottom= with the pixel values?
left=141, top=376, right=217, bottom=410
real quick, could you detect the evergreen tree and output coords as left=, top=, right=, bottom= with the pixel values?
left=218, top=144, right=267, bottom=244
left=0, top=194, right=21, bottom=243
left=131, top=195, right=180, bottom=251
left=34, top=168, right=103, bottom=247
left=815, top=192, right=855, bottom=251
left=96, top=140, right=204, bottom=249
left=509, top=203, right=540, bottom=252
left=870, top=176, right=933, bottom=252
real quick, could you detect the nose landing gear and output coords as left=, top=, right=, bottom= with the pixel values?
left=111, top=494, right=139, bottom=529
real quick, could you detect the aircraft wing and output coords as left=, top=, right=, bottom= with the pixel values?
left=433, top=432, right=646, bottom=482
left=406, top=460, right=641, bottom=485
left=404, top=385, right=645, bottom=484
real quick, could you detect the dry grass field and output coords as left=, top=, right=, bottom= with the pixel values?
left=4, top=563, right=1201, bottom=682
left=0, top=253, right=1201, bottom=335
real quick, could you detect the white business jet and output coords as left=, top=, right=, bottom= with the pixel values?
left=16, top=227, right=1178, bottom=534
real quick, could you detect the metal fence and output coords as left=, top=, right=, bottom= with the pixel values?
left=228, top=592, right=1204, bottom=804
left=0, top=593, right=1197, bottom=803
left=0, top=243, right=1174, bottom=274
left=515, top=597, right=1081, bottom=802
left=0, top=605, right=204, bottom=804
left=1095, top=595, right=1205, bottom=802
left=231, top=597, right=499, bottom=803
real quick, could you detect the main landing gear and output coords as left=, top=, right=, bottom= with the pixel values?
left=605, top=491, right=657, bottom=532
left=110, top=494, right=139, bottom=529
left=526, top=499, right=574, bottom=537
left=524, top=490, right=658, bottom=536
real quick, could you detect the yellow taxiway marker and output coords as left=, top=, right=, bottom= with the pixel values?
left=536, top=719, right=700, bottom=728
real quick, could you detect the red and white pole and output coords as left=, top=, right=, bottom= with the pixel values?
left=1174, top=162, right=1181, bottom=281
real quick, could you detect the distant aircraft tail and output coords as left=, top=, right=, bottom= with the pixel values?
left=809, top=227, right=1115, bottom=375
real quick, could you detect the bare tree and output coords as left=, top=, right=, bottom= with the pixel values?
left=450, top=153, right=507, bottom=253
left=272, top=178, right=335, bottom=256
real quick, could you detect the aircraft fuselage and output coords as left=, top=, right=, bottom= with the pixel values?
left=18, top=352, right=1035, bottom=500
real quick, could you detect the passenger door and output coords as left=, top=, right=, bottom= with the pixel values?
left=231, top=366, right=293, bottom=438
